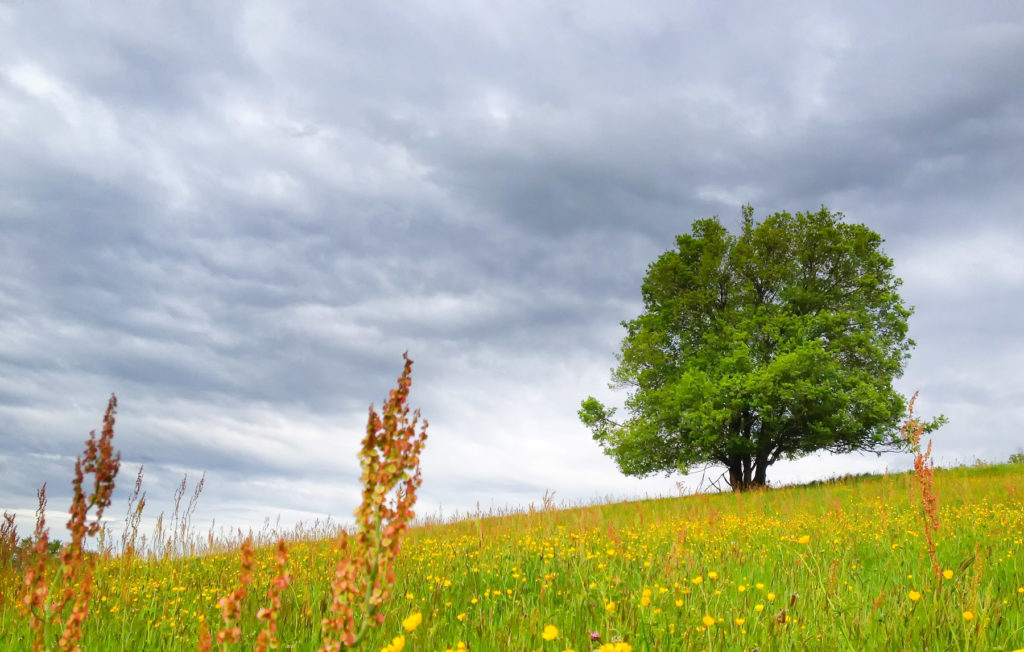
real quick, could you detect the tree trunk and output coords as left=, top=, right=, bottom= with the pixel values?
left=752, top=463, right=767, bottom=487
left=753, top=448, right=769, bottom=487
left=728, top=456, right=744, bottom=492
left=727, top=453, right=769, bottom=492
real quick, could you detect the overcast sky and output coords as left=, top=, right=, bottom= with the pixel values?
left=2, top=2, right=1022, bottom=542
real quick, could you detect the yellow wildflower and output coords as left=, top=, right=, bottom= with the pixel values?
left=380, top=635, right=405, bottom=652
left=402, top=612, right=422, bottom=632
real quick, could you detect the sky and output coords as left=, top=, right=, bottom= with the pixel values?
left=2, top=2, right=1022, bottom=544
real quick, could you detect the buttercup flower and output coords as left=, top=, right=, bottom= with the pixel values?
left=402, top=612, right=422, bottom=632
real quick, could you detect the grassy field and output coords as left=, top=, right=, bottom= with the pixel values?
left=2, top=462, right=1023, bottom=651
left=2, top=377, right=1022, bottom=651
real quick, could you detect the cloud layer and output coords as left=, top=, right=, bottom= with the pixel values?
left=2, top=2, right=1022, bottom=540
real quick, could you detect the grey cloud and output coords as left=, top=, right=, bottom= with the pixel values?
left=2, top=1, right=1022, bottom=539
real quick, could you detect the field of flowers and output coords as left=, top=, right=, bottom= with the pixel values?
left=2, top=462, right=1023, bottom=651
left=1, top=366, right=1022, bottom=651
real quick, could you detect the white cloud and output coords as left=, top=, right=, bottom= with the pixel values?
left=896, top=229, right=1024, bottom=295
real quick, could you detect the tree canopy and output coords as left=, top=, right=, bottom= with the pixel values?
left=580, top=206, right=933, bottom=491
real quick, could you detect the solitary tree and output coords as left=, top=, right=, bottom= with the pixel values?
left=580, top=206, right=936, bottom=491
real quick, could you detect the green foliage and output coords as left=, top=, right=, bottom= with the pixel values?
left=1009, top=450, right=1024, bottom=465
left=581, top=206, right=938, bottom=490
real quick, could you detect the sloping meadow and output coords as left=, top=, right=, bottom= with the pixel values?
left=2, top=462, right=1023, bottom=651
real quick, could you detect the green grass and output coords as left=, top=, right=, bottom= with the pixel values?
left=2, top=463, right=1023, bottom=651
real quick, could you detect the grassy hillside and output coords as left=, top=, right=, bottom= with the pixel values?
left=3, top=463, right=1023, bottom=651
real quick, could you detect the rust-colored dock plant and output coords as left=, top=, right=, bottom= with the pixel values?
left=21, top=485, right=51, bottom=651
left=319, top=352, right=429, bottom=651
left=902, top=391, right=945, bottom=579
left=254, top=538, right=291, bottom=652
left=21, top=394, right=122, bottom=652
left=200, top=535, right=256, bottom=651
left=0, top=510, right=17, bottom=606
